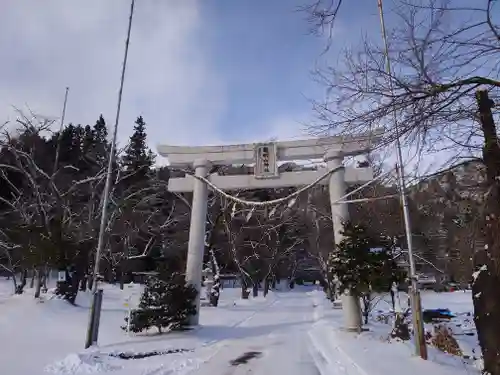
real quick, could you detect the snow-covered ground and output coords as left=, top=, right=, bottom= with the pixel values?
left=0, top=278, right=480, bottom=375
left=309, top=290, right=480, bottom=375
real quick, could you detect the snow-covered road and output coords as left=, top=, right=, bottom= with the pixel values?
left=188, top=290, right=321, bottom=375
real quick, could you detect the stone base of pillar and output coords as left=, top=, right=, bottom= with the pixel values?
left=341, top=292, right=362, bottom=331
left=188, top=313, right=200, bottom=327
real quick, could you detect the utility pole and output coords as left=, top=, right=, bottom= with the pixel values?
left=377, top=0, right=427, bottom=359
left=85, top=0, right=136, bottom=349
left=53, top=87, right=70, bottom=174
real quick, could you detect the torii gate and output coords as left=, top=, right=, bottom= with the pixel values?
left=158, top=133, right=379, bottom=328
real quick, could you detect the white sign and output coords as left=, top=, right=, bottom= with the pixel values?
left=123, top=283, right=139, bottom=336
left=254, top=143, right=278, bottom=179
left=57, top=271, right=66, bottom=282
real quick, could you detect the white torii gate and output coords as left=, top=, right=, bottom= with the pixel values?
left=158, top=133, right=379, bottom=328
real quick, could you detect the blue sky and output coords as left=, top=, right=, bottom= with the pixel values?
left=198, top=1, right=325, bottom=142
left=0, top=0, right=394, bottom=163
left=199, top=0, right=389, bottom=143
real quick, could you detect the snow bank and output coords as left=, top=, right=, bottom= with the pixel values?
left=309, top=320, right=464, bottom=375
left=44, top=352, right=121, bottom=374
left=307, top=290, right=480, bottom=375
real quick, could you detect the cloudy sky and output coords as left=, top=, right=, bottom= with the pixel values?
left=1, top=0, right=389, bottom=163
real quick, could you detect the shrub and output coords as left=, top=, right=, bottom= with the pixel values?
left=390, top=313, right=411, bottom=341
left=123, top=272, right=197, bottom=334
left=431, top=325, right=463, bottom=357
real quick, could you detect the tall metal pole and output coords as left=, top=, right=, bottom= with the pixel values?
left=377, top=0, right=427, bottom=359
left=85, top=0, right=136, bottom=348
left=53, top=87, right=70, bottom=174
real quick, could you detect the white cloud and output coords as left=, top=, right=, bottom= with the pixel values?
left=0, top=0, right=227, bottom=162
left=260, top=114, right=312, bottom=142
left=225, top=113, right=312, bottom=145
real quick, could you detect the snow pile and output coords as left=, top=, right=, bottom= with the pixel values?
left=309, top=319, right=466, bottom=375
left=44, top=352, right=121, bottom=374
left=308, top=290, right=480, bottom=375
left=308, top=321, right=365, bottom=375
left=163, top=357, right=205, bottom=375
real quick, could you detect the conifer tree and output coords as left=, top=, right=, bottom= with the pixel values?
left=122, top=116, right=154, bottom=184
left=92, top=115, right=109, bottom=165
left=329, top=221, right=405, bottom=324
left=123, top=271, right=197, bottom=334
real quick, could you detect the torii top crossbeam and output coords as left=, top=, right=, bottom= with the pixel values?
left=157, top=131, right=382, bottom=167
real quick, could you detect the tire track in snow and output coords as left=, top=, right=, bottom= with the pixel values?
left=191, top=290, right=322, bottom=375
left=142, top=297, right=281, bottom=375
left=199, top=296, right=281, bottom=347
left=196, top=297, right=281, bottom=349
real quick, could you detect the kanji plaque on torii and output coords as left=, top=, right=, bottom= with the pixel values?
left=254, top=142, right=278, bottom=179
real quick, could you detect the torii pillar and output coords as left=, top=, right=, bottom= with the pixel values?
left=158, top=132, right=380, bottom=327
left=325, top=150, right=362, bottom=330
left=184, top=158, right=210, bottom=322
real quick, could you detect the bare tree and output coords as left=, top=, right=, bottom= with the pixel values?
left=0, top=241, right=21, bottom=293
left=222, top=203, right=260, bottom=298
left=0, top=140, right=104, bottom=299
left=247, top=204, right=305, bottom=295
left=219, top=187, right=306, bottom=298
left=303, top=186, right=336, bottom=297
left=307, top=1, right=500, bottom=372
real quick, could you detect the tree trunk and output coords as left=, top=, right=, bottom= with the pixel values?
left=79, top=276, right=87, bottom=291
left=8, top=270, right=17, bottom=294
left=21, top=269, right=27, bottom=285
left=16, top=269, right=28, bottom=294
left=241, top=275, right=249, bottom=299
left=41, top=266, right=49, bottom=292
left=252, top=282, right=259, bottom=297
left=67, top=271, right=81, bottom=305
left=87, top=273, right=94, bottom=290
left=361, top=293, right=371, bottom=325
left=68, top=251, right=88, bottom=304
left=119, top=266, right=124, bottom=290
left=241, top=284, right=249, bottom=299
left=34, top=268, right=42, bottom=298
left=103, top=265, right=112, bottom=283
left=30, top=269, right=36, bottom=288
left=264, top=278, right=270, bottom=297
left=390, top=289, right=395, bottom=311
left=473, top=89, right=500, bottom=375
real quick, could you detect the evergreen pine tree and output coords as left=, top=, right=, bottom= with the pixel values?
left=93, top=115, right=108, bottom=145
left=123, top=271, right=197, bottom=334
left=54, top=124, right=83, bottom=166
left=117, top=116, right=156, bottom=262
left=82, top=125, right=94, bottom=154
left=329, top=222, right=405, bottom=323
left=92, top=115, right=109, bottom=165
left=329, top=222, right=377, bottom=296
left=122, top=116, right=154, bottom=184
